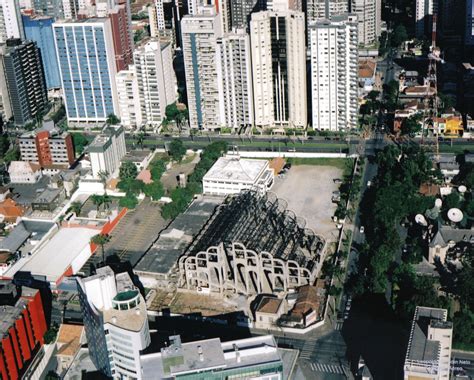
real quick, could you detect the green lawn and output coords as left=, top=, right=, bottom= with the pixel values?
left=287, top=157, right=351, bottom=171
left=439, top=145, right=474, bottom=154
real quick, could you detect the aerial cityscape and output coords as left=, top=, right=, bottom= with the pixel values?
left=0, top=0, right=472, bottom=379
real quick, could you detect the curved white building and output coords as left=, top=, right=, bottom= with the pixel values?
left=77, top=266, right=151, bottom=379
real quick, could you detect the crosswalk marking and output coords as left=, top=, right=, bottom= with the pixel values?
left=309, top=362, right=345, bottom=374
left=334, top=321, right=343, bottom=330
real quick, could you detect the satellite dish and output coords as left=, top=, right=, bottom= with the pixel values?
left=459, top=185, right=467, bottom=193
left=435, top=199, right=442, bottom=208
left=415, top=214, right=428, bottom=226
left=447, top=208, right=463, bottom=223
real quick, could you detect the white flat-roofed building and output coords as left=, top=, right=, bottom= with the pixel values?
left=17, top=226, right=98, bottom=285
left=404, top=306, right=453, bottom=380
left=89, top=125, right=126, bottom=178
left=141, top=334, right=284, bottom=379
left=203, top=155, right=274, bottom=196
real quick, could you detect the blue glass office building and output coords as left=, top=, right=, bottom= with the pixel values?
left=22, top=15, right=61, bottom=89
left=53, top=19, right=118, bottom=123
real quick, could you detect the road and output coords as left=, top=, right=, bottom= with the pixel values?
left=452, top=350, right=474, bottom=379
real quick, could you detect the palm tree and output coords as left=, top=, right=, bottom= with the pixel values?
left=70, top=201, right=82, bottom=216
left=91, top=194, right=103, bottom=212
left=98, top=170, right=109, bottom=195
left=102, top=194, right=112, bottom=211
left=91, top=234, right=110, bottom=264
left=136, top=132, right=145, bottom=150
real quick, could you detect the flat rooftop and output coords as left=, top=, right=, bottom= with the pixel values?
left=203, top=156, right=269, bottom=183
left=19, top=227, right=98, bottom=283
left=0, top=220, right=55, bottom=253
left=406, top=307, right=450, bottom=364
left=141, top=335, right=282, bottom=378
left=134, top=197, right=222, bottom=276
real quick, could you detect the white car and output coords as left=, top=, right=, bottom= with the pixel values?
left=360, top=226, right=365, bottom=233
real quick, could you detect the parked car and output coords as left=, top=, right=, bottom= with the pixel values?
left=333, top=178, right=343, bottom=184
left=360, top=226, right=365, bottom=233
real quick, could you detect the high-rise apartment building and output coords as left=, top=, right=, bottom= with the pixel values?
left=22, top=15, right=61, bottom=90
left=230, top=0, right=266, bottom=29
left=0, top=0, right=25, bottom=44
left=19, top=122, right=75, bottom=168
left=53, top=18, right=119, bottom=124
left=181, top=6, right=223, bottom=130
left=216, top=29, right=254, bottom=130
left=134, top=39, right=176, bottom=127
left=250, top=10, right=307, bottom=128
left=309, top=14, right=358, bottom=131
left=350, top=0, right=380, bottom=46
left=404, top=307, right=453, bottom=380
left=62, top=0, right=80, bottom=19
left=307, top=0, right=348, bottom=21
left=89, top=125, right=126, bottom=178
left=77, top=266, right=151, bottom=379
left=116, top=67, right=142, bottom=128
left=415, top=0, right=437, bottom=38
left=1, top=39, right=48, bottom=126
left=33, top=0, right=64, bottom=19
left=109, top=0, right=134, bottom=72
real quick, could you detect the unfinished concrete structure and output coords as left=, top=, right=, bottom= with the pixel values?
left=178, top=190, right=326, bottom=296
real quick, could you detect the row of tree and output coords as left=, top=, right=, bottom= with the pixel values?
left=349, top=146, right=438, bottom=301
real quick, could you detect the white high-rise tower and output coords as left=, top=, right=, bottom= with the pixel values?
left=309, top=14, right=358, bottom=131
left=181, top=6, right=223, bottom=130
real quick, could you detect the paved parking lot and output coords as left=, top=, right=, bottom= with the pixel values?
left=272, top=165, right=342, bottom=242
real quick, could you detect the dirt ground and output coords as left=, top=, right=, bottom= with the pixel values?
left=148, top=289, right=238, bottom=316
left=272, top=165, right=343, bottom=242
left=161, top=153, right=200, bottom=192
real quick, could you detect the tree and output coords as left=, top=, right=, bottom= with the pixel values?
left=150, top=159, right=166, bottom=181
left=165, top=103, right=180, bottom=121
left=98, top=170, right=109, bottom=194
left=3, top=146, right=20, bottom=163
left=91, top=233, right=110, bottom=264
left=119, top=161, right=138, bottom=181
left=0, top=134, right=10, bottom=159
left=72, top=133, right=89, bottom=155
left=91, top=194, right=104, bottom=212
left=438, top=93, right=456, bottom=112
left=102, top=194, right=112, bottom=210
left=43, top=324, right=59, bottom=344
left=136, top=132, right=145, bottom=150
left=119, top=194, right=138, bottom=209
left=144, top=181, right=164, bottom=201
left=69, top=201, right=82, bottom=216
left=169, top=139, right=186, bottom=162
left=391, top=24, right=408, bottom=47
left=453, top=310, right=474, bottom=345
left=401, top=115, right=422, bottom=136
left=106, top=113, right=120, bottom=125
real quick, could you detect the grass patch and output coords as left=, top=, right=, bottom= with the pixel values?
left=181, top=153, right=196, bottom=164
left=286, top=157, right=351, bottom=171
left=439, top=145, right=474, bottom=154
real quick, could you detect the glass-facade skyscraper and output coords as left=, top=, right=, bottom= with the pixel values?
left=53, top=18, right=118, bottom=123
left=23, top=15, right=61, bottom=89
